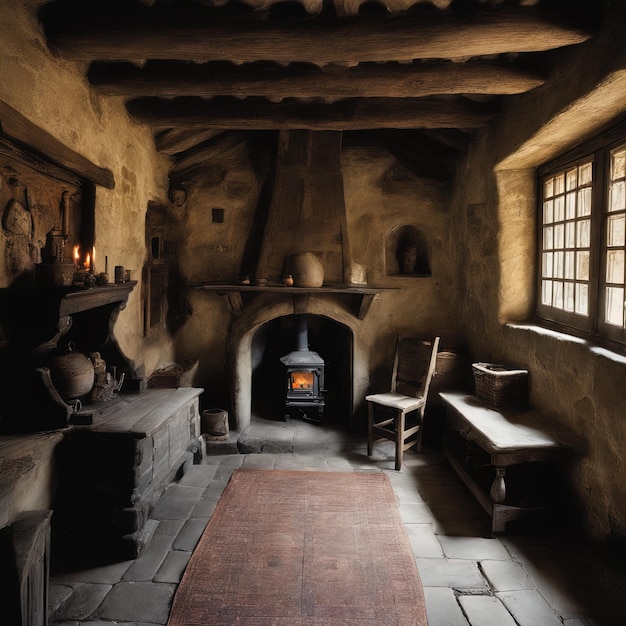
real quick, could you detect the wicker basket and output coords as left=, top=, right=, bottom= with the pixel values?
left=472, top=362, right=528, bottom=407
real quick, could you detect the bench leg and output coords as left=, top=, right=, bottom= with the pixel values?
left=367, top=402, right=374, bottom=456
left=490, top=467, right=506, bottom=503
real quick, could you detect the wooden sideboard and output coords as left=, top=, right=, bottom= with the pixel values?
left=52, top=387, right=203, bottom=560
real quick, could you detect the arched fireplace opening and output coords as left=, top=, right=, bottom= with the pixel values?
left=251, top=314, right=353, bottom=427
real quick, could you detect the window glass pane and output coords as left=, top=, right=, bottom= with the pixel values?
left=577, top=219, right=591, bottom=247
left=544, top=178, right=554, bottom=199
left=566, top=168, right=577, bottom=190
left=565, top=251, right=575, bottom=279
left=564, top=282, right=575, bottom=312
left=606, top=250, right=625, bottom=284
left=554, top=251, right=564, bottom=278
left=553, top=281, right=564, bottom=308
left=612, top=149, right=626, bottom=179
left=565, top=222, right=576, bottom=247
left=566, top=192, right=576, bottom=219
left=575, top=283, right=588, bottom=315
left=554, top=174, right=565, bottom=195
left=610, top=181, right=625, bottom=212
left=607, top=214, right=626, bottom=247
left=542, top=280, right=553, bottom=305
left=554, top=196, right=565, bottom=222
left=543, top=226, right=554, bottom=250
left=543, top=200, right=554, bottom=224
left=578, top=187, right=592, bottom=216
left=542, top=252, right=553, bottom=278
left=577, top=251, right=590, bottom=280
left=554, top=224, right=564, bottom=249
left=579, top=162, right=592, bottom=185
left=605, top=287, right=625, bottom=326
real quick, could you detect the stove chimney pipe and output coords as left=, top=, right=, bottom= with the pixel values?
left=295, top=316, right=309, bottom=352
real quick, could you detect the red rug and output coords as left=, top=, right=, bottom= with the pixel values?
left=167, top=469, right=428, bottom=625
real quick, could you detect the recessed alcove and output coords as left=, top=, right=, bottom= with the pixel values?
left=251, top=314, right=353, bottom=426
left=386, top=224, right=431, bottom=277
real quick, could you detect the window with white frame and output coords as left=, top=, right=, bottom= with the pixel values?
left=537, top=124, right=626, bottom=348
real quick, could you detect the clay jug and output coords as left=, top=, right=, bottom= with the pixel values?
left=289, top=253, right=324, bottom=288
left=47, top=343, right=95, bottom=400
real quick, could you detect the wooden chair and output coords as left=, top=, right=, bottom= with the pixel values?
left=366, top=335, right=440, bottom=470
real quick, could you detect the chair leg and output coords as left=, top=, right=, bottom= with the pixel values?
left=367, top=402, right=374, bottom=456
left=395, top=410, right=405, bottom=471
left=414, top=409, right=424, bottom=453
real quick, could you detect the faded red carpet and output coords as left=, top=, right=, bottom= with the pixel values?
left=167, top=469, right=428, bottom=625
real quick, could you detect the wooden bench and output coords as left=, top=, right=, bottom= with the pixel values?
left=439, top=392, right=584, bottom=533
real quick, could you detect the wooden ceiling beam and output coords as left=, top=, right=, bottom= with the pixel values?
left=126, top=97, right=495, bottom=131
left=89, top=60, right=546, bottom=99
left=47, top=9, right=592, bottom=65
left=155, top=128, right=223, bottom=154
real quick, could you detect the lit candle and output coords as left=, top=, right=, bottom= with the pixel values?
left=84, top=253, right=90, bottom=271
left=73, top=245, right=79, bottom=269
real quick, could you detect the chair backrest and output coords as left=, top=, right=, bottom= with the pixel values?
left=391, top=335, right=441, bottom=400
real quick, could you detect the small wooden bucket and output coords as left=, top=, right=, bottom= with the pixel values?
left=202, top=408, right=230, bottom=440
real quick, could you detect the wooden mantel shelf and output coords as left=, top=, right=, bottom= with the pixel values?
left=191, top=282, right=401, bottom=320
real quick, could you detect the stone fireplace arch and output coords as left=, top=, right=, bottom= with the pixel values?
left=229, top=294, right=367, bottom=432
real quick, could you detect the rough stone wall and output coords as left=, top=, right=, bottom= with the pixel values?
left=453, top=1, right=626, bottom=548
left=0, top=1, right=173, bottom=378
left=0, top=2, right=173, bottom=518
left=173, top=141, right=460, bottom=419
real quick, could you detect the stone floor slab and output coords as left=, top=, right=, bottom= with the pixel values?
left=480, top=559, right=534, bottom=592
left=172, top=517, right=210, bottom=551
left=149, top=484, right=205, bottom=520
left=404, top=523, right=445, bottom=558
left=423, top=587, right=470, bottom=626
left=459, top=594, right=518, bottom=626
left=53, top=583, right=112, bottom=622
left=97, top=581, right=176, bottom=624
left=415, top=557, right=488, bottom=590
left=177, top=463, right=218, bottom=487
left=497, top=589, right=565, bottom=626
left=153, top=550, right=192, bottom=583
left=438, top=535, right=512, bottom=561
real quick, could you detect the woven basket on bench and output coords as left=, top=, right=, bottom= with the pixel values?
left=471, top=362, right=528, bottom=407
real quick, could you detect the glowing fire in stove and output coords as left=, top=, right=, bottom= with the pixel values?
left=290, top=371, right=314, bottom=390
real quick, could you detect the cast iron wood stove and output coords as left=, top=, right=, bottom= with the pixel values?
left=280, top=315, right=325, bottom=422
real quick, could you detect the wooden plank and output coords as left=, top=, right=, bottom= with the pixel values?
left=129, top=388, right=203, bottom=436
left=89, top=59, right=546, bottom=99
left=46, top=9, right=593, bottom=64
left=0, top=100, right=114, bottom=189
left=88, top=389, right=175, bottom=433
left=125, top=96, right=495, bottom=131
left=439, top=392, right=584, bottom=453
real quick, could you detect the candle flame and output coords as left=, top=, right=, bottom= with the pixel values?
left=84, top=253, right=90, bottom=271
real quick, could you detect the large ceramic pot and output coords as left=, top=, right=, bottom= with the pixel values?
left=288, top=253, right=324, bottom=288
left=47, top=344, right=95, bottom=400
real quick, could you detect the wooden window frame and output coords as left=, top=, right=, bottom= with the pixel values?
left=536, top=118, right=626, bottom=351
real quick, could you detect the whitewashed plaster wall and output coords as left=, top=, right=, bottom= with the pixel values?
left=452, top=1, right=626, bottom=547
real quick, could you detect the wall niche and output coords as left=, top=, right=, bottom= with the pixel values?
left=386, top=225, right=431, bottom=277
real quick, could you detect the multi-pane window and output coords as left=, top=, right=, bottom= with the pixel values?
left=604, top=146, right=626, bottom=328
left=540, top=162, right=592, bottom=318
left=537, top=127, right=626, bottom=348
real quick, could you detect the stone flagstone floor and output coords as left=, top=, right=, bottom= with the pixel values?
left=49, top=416, right=626, bottom=625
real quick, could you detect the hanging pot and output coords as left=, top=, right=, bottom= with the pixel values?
left=288, top=253, right=324, bottom=288
left=47, top=342, right=95, bottom=400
